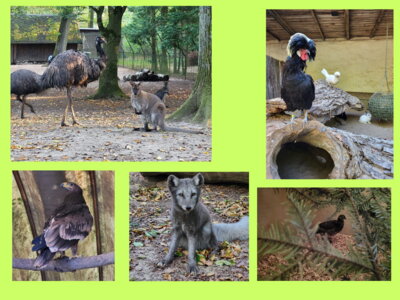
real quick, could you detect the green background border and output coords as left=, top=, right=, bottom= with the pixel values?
left=1, top=0, right=397, bottom=298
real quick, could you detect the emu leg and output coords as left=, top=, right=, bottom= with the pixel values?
left=23, top=95, right=35, bottom=113
left=18, top=96, right=25, bottom=119
left=60, top=96, right=70, bottom=127
left=68, top=87, right=79, bottom=125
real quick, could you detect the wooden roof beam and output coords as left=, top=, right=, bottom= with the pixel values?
left=311, top=10, right=325, bottom=40
left=269, top=10, right=295, bottom=36
left=370, top=10, right=386, bottom=38
left=267, top=29, right=280, bottom=41
left=344, top=10, right=350, bottom=40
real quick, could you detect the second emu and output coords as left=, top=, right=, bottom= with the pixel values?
left=11, top=69, right=43, bottom=119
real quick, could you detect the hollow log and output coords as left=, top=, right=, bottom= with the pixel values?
left=267, top=80, right=364, bottom=123
left=267, top=118, right=393, bottom=179
left=140, top=172, right=249, bottom=184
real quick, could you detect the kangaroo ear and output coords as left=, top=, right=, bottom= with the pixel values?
left=167, top=175, right=180, bottom=187
left=129, top=81, right=134, bottom=87
left=193, top=173, right=204, bottom=186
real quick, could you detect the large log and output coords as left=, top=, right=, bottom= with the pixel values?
left=267, top=80, right=364, bottom=123
left=140, top=172, right=249, bottom=184
left=123, top=69, right=169, bottom=82
left=267, top=119, right=393, bottom=179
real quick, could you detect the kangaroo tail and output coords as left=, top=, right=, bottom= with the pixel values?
left=212, top=216, right=249, bottom=243
left=166, top=127, right=204, bottom=134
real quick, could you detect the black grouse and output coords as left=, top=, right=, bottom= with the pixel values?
left=316, top=215, right=346, bottom=241
left=281, top=33, right=316, bottom=124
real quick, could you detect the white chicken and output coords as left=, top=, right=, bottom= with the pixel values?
left=321, top=68, right=341, bottom=86
left=359, top=111, right=372, bottom=124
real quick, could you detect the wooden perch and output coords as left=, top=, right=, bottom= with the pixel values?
left=123, top=69, right=169, bottom=82
left=267, top=80, right=363, bottom=123
left=13, top=252, right=114, bottom=272
left=267, top=119, right=393, bottom=179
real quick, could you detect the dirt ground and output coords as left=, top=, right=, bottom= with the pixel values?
left=129, top=173, right=249, bottom=281
left=11, top=64, right=211, bottom=162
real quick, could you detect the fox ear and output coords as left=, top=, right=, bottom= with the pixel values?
left=193, top=173, right=204, bottom=186
left=167, top=175, right=180, bottom=187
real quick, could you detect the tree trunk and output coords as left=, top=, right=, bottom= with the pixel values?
left=88, top=8, right=94, bottom=27
left=173, top=47, right=178, bottom=73
left=149, top=7, right=158, bottom=71
left=168, top=6, right=211, bottom=123
left=53, top=16, right=72, bottom=56
left=266, top=119, right=393, bottom=179
left=159, top=7, right=169, bottom=73
left=92, top=6, right=127, bottom=99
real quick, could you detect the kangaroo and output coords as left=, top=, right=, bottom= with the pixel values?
left=158, top=173, right=249, bottom=274
left=130, top=82, right=203, bottom=134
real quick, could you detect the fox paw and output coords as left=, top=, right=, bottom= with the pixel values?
left=187, top=264, right=199, bottom=275
left=157, top=258, right=172, bottom=268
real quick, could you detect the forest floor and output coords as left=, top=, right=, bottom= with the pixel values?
left=11, top=64, right=211, bottom=162
left=258, top=234, right=369, bottom=281
left=129, top=173, right=249, bottom=281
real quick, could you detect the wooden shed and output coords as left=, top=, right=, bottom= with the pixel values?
left=11, top=14, right=81, bottom=64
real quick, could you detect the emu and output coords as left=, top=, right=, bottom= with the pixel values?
left=41, top=36, right=107, bottom=126
left=11, top=69, right=43, bottom=119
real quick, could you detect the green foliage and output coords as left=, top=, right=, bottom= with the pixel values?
left=258, top=188, right=391, bottom=281
left=122, top=6, right=199, bottom=72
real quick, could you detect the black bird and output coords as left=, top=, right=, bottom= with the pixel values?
left=32, top=182, right=93, bottom=268
left=155, top=81, right=169, bottom=106
left=11, top=69, right=43, bottom=119
left=316, top=215, right=346, bottom=240
left=41, top=36, right=106, bottom=126
left=281, top=33, right=316, bottom=124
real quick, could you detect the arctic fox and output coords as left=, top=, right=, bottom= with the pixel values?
left=158, top=173, right=249, bottom=274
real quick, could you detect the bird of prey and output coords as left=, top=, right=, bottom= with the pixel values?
left=31, top=182, right=93, bottom=268
left=316, top=215, right=346, bottom=242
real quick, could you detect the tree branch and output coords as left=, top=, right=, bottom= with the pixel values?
left=13, top=252, right=114, bottom=272
left=90, top=6, right=106, bottom=33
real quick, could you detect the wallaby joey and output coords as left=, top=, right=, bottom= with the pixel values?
left=158, top=173, right=249, bottom=274
left=130, top=81, right=203, bottom=134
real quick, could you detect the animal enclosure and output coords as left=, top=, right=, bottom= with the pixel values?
left=258, top=188, right=391, bottom=281
left=130, top=172, right=249, bottom=281
left=266, top=10, right=393, bottom=179
left=12, top=170, right=114, bottom=281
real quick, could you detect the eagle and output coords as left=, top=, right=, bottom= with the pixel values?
left=316, top=215, right=346, bottom=241
left=31, top=182, right=93, bottom=268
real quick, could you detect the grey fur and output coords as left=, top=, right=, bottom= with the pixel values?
left=158, top=173, right=248, bottom=274
left=11, top=69, right=43, bottom=118
left=130, top=82, right=203, bottom=134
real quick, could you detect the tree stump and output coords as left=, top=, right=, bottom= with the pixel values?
left=267, top=80, right=364, bottom=123
left=267, top=119, right=393, bottom=179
